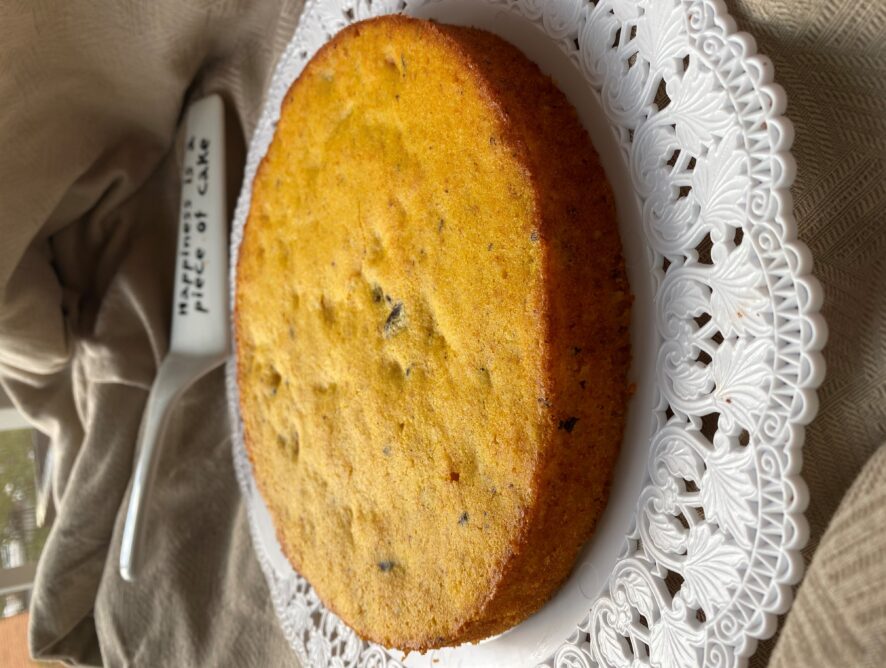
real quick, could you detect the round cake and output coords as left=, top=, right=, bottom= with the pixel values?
left=235, top=15, right=631, bottom=651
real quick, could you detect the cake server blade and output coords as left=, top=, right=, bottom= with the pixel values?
left=120, top=94, right=229, bottom=582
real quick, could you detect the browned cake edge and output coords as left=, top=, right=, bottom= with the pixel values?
left=417, top=20, right=632, bottom=648
left=234, top=15, right=632, bottom=652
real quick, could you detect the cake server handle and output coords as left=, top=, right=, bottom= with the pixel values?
left=120, top=94, right=230, bottom=582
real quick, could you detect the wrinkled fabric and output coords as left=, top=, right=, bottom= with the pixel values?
left=0, top=0, right=883, bottom=666
left=0, top=1, right=304, bottom=665
left=768, top=444, right=886, bottom=668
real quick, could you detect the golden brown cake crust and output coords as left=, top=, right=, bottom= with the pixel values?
left=235, top=15, right=631, bottom=652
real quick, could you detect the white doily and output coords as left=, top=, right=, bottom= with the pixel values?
left=226, top=0, right=827, bottom=666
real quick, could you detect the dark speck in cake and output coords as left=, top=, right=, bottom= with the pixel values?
left=383, top=302, right=406, bottom=337
left=558, top=417, right=579, bottom=433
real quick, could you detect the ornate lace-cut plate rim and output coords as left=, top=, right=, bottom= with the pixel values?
left=226, top=0, right=827, bottom=666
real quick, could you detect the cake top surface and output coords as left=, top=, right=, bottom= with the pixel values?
left=236, top=15, right=629, bottom=650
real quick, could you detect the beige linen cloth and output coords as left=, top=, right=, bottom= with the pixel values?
left=0, top=0, right=883, bottom=666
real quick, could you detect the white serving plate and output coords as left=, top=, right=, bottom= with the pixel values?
left=226, top=1, right=827, bottom=666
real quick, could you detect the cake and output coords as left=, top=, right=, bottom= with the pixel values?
left=235, top=15, right=631, bottom=651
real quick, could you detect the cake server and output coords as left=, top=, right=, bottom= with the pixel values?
left=120, top=94, right=229, bottom=582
